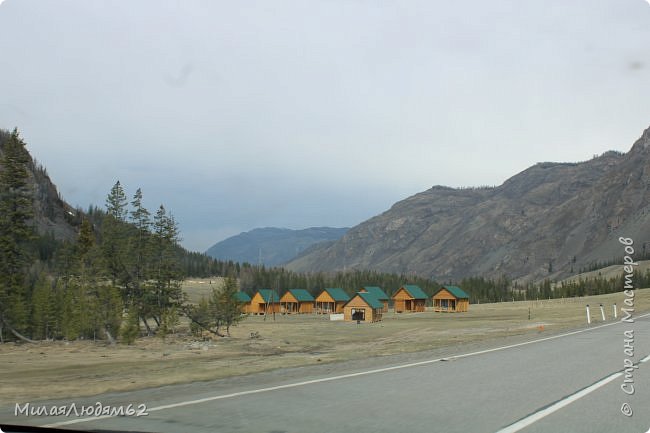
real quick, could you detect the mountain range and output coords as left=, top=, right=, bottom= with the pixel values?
left=205, top=227, right=349, bottom=267
left=286, top=125, right=650, bottom=283
left=7, top=124, right=650, bottom=284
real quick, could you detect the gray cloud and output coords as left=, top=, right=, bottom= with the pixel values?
left=1, top=0, right=649, bottom=251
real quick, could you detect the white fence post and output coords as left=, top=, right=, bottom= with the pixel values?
left=613, top=303, right=617, bottom=319
left=599, top=304, right=606, bottom=321
left=586, top=304, right=591, bottom=325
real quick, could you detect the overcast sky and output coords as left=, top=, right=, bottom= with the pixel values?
left=1, top=0, right=649, bottom=252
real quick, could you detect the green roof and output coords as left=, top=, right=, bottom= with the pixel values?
left=440, top=285, right=469, bottom=299
left=235, top=291, right=251, bottom=303
left=356, top=292, right=384, bottom=309
left=324, top=287, right=350, bottom=302
left=361, top=286, right=388, bottom=301
left=287, top=289, right=315, bottom=302
left=400, top=285, right=427, bottom=299
left=257, top=289, right=280, bottom=303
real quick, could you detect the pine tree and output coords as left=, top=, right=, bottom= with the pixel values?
left=216, top=277, right=244, bottom=336
left=148, top=205, right=184, bottom=330
left=120, top=306, right=140, bottom=345
left=50, top=278, right=66, bottom=338
left=101, top=181, right=129, bottom=288
left=77, top=219, right=95, bottom=259
left=159, top=306, right=179, bottom=339
left=76, top=216, right=121, bottom=343
left=183, top=278, right=245, bottom=338
left=185, top=296, right=212, bottom=336
left=128, top=188, right=151, bottom=326
left=60, top=279, right=81, bottom=340
left=93, top=284, right=122, bottom=343
left=0, top=129, right=35, bottom=341
left=129, top=188, right=151, bottom=280
left=105, top=181, right=128, bottom=221
left=31, top=273, right=54, bottom=340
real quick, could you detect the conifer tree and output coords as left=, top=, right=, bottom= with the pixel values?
left=120, top=306, right=140, bottom=345
left=77, top=219, right=95, bottom=259
left=31, top=273, right=54, bottom=340
left=60, top=278, right=81, bottom=340
left=93, top=284, right=122, bottom=343
left=0, top=129, right=35, bottom=341
left=148, top=205, right=184, bottom=329
left=183, top=277, right=245, bottom=338
left=101, top=181, right=129, bottom=288
left=129, top=188, right=151, bottom=280
left=158, top=306, right=179, bottom=339
left=128, top=188, right=151, bottom=326
left=185, top=296, right=212, bottom=336
left=216, top=277, right=244, bottom=336
left=77, top=217, right=121, bottom=343
left=105, top=181, right=128, bottom=221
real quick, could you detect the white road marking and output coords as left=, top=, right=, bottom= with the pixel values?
left=45, top=312, right=650, bottom=428
left=497, top=329, right=650, bottom=433
left=495, top=371, right=624, bottom=433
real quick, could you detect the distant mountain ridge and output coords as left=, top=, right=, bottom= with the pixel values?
left=286, top=125, right=650, bottom=283
left=205, top=227, right=349, bottom=266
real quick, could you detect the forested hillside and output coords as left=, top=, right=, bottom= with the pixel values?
left=1, top=129, right=646, bottom=344
left=0, top=129, right=236, bottom=342
left=0, top=129, right=452, bottom=343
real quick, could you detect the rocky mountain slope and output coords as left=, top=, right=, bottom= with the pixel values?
left=205, top=227, right=348, bottom=266
left=0, top=129, right=79, bottom=241
left=287, top=126, right=650, bottom=283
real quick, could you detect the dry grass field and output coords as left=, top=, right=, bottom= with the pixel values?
left=1, top=281, right=649, bottom=405
left=182, top=277, right=225, bottom=303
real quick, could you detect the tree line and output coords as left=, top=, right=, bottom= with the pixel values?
left=0, top=130, right=448, bottom=343
left=0, top=129, right=242, bottom=343
left=1, top=128, right=644, bottom=343
left=463, top=270, right=650, bottom=303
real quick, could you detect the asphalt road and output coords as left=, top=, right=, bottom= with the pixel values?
left=2, top=314, right=650, bottom=433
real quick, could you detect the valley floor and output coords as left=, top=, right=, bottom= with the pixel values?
left=1, top=289, right=648, bottom=405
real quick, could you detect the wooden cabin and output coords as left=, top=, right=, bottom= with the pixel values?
left=343, top=292, right=384, bottom=322
left=280, top=289, right=315, bottom=314
left=359, top=286, right=389, bottom=312
left=315, top=288, right=350, bottom=314
left=235, top=291, right=252, bottom=314
left=249, top=289, right=281, bottom=315
left=432, top=285, right=469, bottom=312
left=392, top=285, right=427, bottom=313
